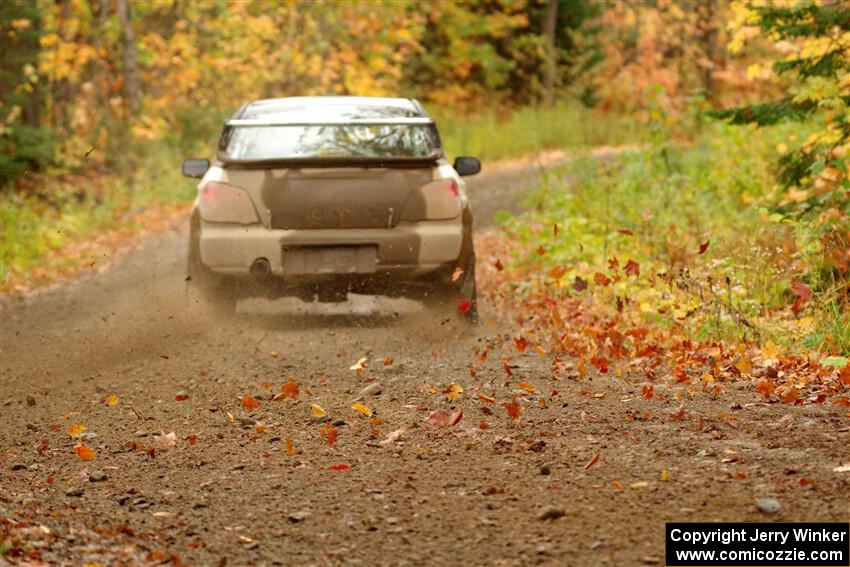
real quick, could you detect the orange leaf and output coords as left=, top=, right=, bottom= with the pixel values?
left=285, top=438, right=297, bottom=456
left=503, top=398, right=523, bottom=420
left=516, top=382, right=536, bottom=393
left=479, top=421, right=491, bottom=429
left=273, top=380, right=299, bottom=401
left=593, top=272, right=610, bottom=286
left=756, top=379, right=775, bottom=398
left=478, top=393, right=496, bottom=404
left=536, top=245, right=545, bottom=255
left=383, top=357, right=393, bottom=366
left=241, top=396, right=261, bottom=411
left=74, top=445, right=96, bottom=461
left=329, top=463, right=350, bottom=471
left=583, top=452, right=601, bottom=470
left=547, top=265, right=567, bottom=280
left=624, top=260, right=640, bottom=277
left=514, top=336, right=528, bottom=352
left=103, top=395, right=120, bottom=406
left=185, top=435, right=198, bottom=445
left=494, top=258, right=504, bottom=271
left=641, top=384, right=654, bottom=399
left=319, top=422, right=337, bottom=447
left=175, top=393, right=189, bottom=401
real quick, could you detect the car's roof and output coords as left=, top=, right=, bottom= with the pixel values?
left=239, top=96, right=427, bottom=120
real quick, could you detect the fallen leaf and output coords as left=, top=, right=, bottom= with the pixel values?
left=370, top=417, right=384, bottom=426
left=383, top=357, right=393, bottom=366
left=479, top=421, right=491, bottom=429
left=74, top=445, right=96, bottom=461
left=478, top=393, right=496, bottom=404
left=68, top=423, right=86, bottom=438
left=583, top=452, right=601, bottom=470
left=379, top=428, right=404, bottom=447
left=594, top=272, right=611, bottom=286
left=516, top=382, right=536, bottom=393
left=503, top=398, right=523, bottom=420
left=451, top=267, right=464, bottom=282
left=175, top=393, right=189, bottom=401
left=670, top=404, right=685, bottom=421
left=624, top=260, right=640, bottom=277
left=547, top=265, right=567, bottom=280
left=351, top=402, right=372, bottom=417
left=311, top=403, right=327, bottom=418
left=155, top=431, right=177, bottom=447
left=573, top=276, right=588, bottom=291
left=458, top=300, right=472, bottom=315
left=790, top=279, right=813, bottom=301
left=349, top=357, right=368, bottom=371
left=319, top=422, right=337, bottom=447
left=735, top=358, right=753, bottom=376
left=618, top=228, right=634, bottom=236
left=443, top=383, right=464, bottom=401
left=241, top=396, right=261, bottom=411
left=536, top=245, right=545, bottom=255
left=514, top=336, right=529, bottom=352
left=185, top=435, right=198, bottom=445
left=426, top=409, right=463, bottom=428
left=273, top=380, right=299, bottom=401
left=329, top=463, right=350, bottom=471
left=103, top=395, right=119, bottom=407
left=698, top=241, right=710, bottom=254
left=285, top=438, right=297, bottom=455
left=494, top=259, right=504, bottom=271
left=641, top=384, right=654, bottom=399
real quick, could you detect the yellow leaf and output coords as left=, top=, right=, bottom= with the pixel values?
left=349, top=357, right=368, bottom=371
left=351, top=403, right=372, bottom=417
left=760, top=340, right=780, bottom=360
left=68, top=423, right=86, bottom=438
left=104, top=395, right=119, bottom=407
left=735, top=358, right=753, bottom=376
left=311, top=403, right=327, bottom=418
left=661, top=469, right=669, bottom=482
left=517, top=382, right=536, bottom=393
left=443, top=383, right=463, bottom=401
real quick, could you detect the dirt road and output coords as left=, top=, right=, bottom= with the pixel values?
left=2, top=160, right=847, bottom=566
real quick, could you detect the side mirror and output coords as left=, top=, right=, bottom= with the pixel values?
left=453, top=156, right=481, bottom=177
left=182, top=158, right=210, bottom=178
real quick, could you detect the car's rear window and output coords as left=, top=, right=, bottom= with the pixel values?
left=219, top=123, right=441, bottom=161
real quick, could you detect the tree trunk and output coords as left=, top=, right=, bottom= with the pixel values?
left=116, top=0, right=140, bottom=114
left=543, top=0, right=558, bottom=108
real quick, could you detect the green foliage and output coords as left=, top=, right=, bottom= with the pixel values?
left=436, top=102, right=638, bottom=161
left=501, top=120, right=849, bottom=353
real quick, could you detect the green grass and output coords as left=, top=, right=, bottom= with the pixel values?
left=499, top=119, right=848, bottom=354
left=435, top=102, right=639, bottom=162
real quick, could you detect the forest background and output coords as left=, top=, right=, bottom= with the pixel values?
left=1, top=0, right=848, bottom=360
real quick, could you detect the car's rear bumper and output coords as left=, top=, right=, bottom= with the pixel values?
left=198, top=219, right=466, bottom=280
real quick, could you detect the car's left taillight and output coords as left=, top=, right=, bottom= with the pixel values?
left=198, top=181, right=259, bottom=224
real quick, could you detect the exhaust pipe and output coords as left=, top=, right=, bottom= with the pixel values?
left=250, top=258, right=272, bottom=282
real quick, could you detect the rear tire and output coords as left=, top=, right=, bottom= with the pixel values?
left=186, top=218, right=238, bottom=316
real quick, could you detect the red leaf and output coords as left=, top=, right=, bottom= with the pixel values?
left=494, top=258, right=504, bottom=271
left=624, top=259, right=640, bottom=277
left=457, top=300, right=472, bottom=315
left=427, top=409, right=463, bottom=428
left=514, top=336, right=529, bottom=352
left=583, top=452, right=601, bottom=470
left=608, top=257, right=619, bottom=270
left=175, top=393, right=189, bottom=401
left=547, top=265, right=567, bottom=280
left=536, top=245, right=545, bottom=256
left=593, top=273, right=611, bottom=286
left=590, top=356, right=609, bottom=374
left=185, top=435, right=198, bottom=445
left=147, top=447, right=156, bottom=459
left=241, top=396, right=261, bottom=411
left=790, top=279, right=813, bottom=301
left=698, top=241, right=710, bottom=255
left=641, top=384, right=654, bottom=399
left=503, top=361, right=513, bottom=377
left=329, top=463, right=351, bottom=471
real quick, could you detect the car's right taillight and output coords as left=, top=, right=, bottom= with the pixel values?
left=411, top=178, right=462, bottom=220
left=198, top=181, right=259, bottom=224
